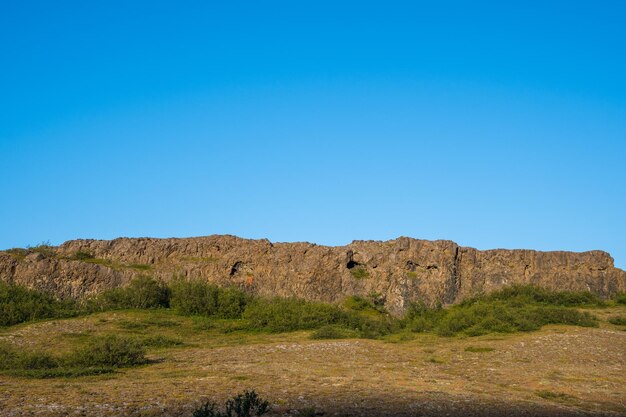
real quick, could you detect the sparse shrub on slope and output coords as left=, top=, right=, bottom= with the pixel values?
left=614, top=292, right=626, bottom=305
left=0, top=282, right=78, bottom=326
left=403, top=285, right=600, bottom=337
left=73, top=334, right=147, bottom=368
left=0, top=334, right=148, bottom=378
left=461, top=284, right=605, bottom=307
left=170, top=280, right=249, bottom=319
left=243, top=297, right=346, bottom=332
left=88, top=276, right=170, bottom=311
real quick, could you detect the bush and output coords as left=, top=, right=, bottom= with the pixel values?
left=72, top=334, right=147, bottom=367
left=0, top=282, right=78, bottom=326
left=608, top=316, right=626, bottom=326
left=462, top=284, right=605, bottom=307
left=243, top=298, right=347, bottom=332
left=614, top=292, right=626, bottom=305
left=0, top=335, right=148, bottom=378
left=170, top=280, right=248, bottom=319
left=402, top=288, right=600, bottom=337
left=28, top=241, right=56, bottom=258
left=350, top=267, right=369, bottom=279
left=310, top=325, right=358, bottom=339
left=89, top=276, right=170, bottom=310
left=71, top=250, right=94, bottom=260
left=193, top=390, right=270, bottom=417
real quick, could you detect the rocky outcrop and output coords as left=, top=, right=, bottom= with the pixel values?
left=1, top=235, right=625, bottom=315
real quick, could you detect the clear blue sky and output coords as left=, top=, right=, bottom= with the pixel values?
left=1, top=1, right=625, bottom=268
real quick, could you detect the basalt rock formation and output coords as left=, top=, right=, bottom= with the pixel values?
left=1, top=236, right=625, bottom=315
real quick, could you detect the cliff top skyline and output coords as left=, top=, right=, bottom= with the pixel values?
left=1, top=2, right=625, bottom=268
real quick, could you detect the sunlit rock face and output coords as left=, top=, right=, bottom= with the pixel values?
left=1, top=235, right=624, bottom=315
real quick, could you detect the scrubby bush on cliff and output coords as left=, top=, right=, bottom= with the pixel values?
left=0, top=282, right=78, bottom=326
left=88, top=276, right=170, bottom=311
left=170, top=280, right=249, bottom=319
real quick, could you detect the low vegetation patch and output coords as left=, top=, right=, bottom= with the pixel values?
left=170, top=280, right=248, bottom=319
left=608, top=315, right=626, bottom=326
left=88, top=276, right=170, bottom=311
left=192, top=390, right=269, bottom=417
left=310, top=325, right=359, bottom=339
left=614, top=292, right=626, bottom=305
left=0, top=279, right=606, bottom=340
left=403, top=285, right=599, bottom=337
left=535, top=390, right=576, bottom=402
left=350, top=267, right=369, bottom=279
left=0, top=282, right=78, bottom=326
left=0, top=335, right=147, bottom=378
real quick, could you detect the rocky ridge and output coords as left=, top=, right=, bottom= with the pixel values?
left=1, top=235, right=624, bottom=315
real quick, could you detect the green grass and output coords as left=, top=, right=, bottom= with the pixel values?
left=535, top=390, right=575, bottom=402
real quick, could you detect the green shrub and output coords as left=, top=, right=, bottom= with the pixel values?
left=310, top=325, right=358, bottom=339
left=28, top=241, right=56, bottom=258
left=71, top=250, right=94, bottom=260
left=72, top=334, right=147, bottom=367
left=0, top=282, right=79, bottom=326
left=614, top=292, right=626, bottom=305
left=608, top=316, right=626, bottom=326
left=170, top=280, right=248, bottom=319
left=402, top=289, right=599, bottom=337
left=89, top=276, right=170, bottom=310
left=193, top=390, right=270, bottom=417
left=243, top=297, right=347, bottom=332
left=462, top=284, right=604, bottom=307
left=0, top=335, right=148, bottom=378
left=5, top=248, right=29, bottom=261
left=350, top=267, right=369, bottom=279
left=344, top=295, right=386, bottom=313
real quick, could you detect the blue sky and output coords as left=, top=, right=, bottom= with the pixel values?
left=1, top=1, right=625, bottom=268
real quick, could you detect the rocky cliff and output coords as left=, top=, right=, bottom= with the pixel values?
left=1, top=235, right=625, bottom=315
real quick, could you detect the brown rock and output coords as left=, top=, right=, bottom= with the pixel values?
left=1, top=235, right=624, bottom=315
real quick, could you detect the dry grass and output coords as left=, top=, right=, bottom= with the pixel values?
left=0, top=306, right=625, bottom=416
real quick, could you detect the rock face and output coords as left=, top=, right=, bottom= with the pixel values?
left=1, top=235, right=625, bottom=315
